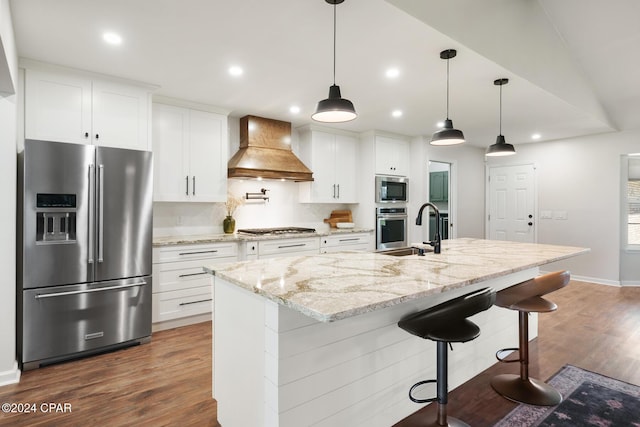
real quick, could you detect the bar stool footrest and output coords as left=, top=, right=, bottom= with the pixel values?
left=495, top=347, right=521, bottom=363
left=408, top=379, right=437, bottom=404
left=491, top=373, right=562, bottom=406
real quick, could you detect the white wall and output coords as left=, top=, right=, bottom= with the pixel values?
left=486, top=129, right=640, bottom=285
left=0, top=0, right=20, bottom=385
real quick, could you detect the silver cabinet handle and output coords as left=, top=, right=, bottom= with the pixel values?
left=193, top=176, right=196, bottom=196
left=185, top=176, right=189, bottom=195
left=35, top=281, right=147, bottom=299
left=337, top=184, right=340, bottom=198
left=179, top=298, right=212, bottom=306
left=277, top=243, right=306, bottom=249
left=178, top=250, right=218, bottom=255
left=339, top=238, right=360, bottom=242
left=98, top=164, right=104, bottom=263
left=88, top=164, right=95, bottom=264
left=332, top=184, right=336, bottom=198
left=178, top=272, right=208, bottom=278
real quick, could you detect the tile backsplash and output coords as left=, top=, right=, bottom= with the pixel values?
left=152, top=179, right=352, bottom=237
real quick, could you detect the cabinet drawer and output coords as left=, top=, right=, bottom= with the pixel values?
left=321, top=233, right=370, bottom=248
left=258, top=237, right=320, bottom=257
left=152, top=259, right=214, bottom=293
left=152, top=285, right=212, bottom=323
left=154, top=242, right=238, bottom=263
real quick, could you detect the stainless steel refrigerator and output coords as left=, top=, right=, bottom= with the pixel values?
left=17, top=139, right=153, bottom=370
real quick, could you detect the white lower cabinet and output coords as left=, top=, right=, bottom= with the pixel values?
left=152, top=242, right=238, bottom=325
left=320, top=233, right=371, bottom=253
left=257, top=237, right=320, bottom=259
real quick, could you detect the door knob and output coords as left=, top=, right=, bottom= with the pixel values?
left=528, top=222, right=533, bottom=226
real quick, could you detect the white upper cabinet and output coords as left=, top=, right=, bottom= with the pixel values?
left=24, top=67, right=152, bottom=150
left=298, top=127, right=359, bottom=203
left=375, top=135, right=410, bottom=177
left=152, top=102, right=228, bottom=203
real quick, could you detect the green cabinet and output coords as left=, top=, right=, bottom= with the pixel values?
left=429, top=171, right=449, bottom=202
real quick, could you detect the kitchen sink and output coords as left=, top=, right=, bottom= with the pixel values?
left=376, top=247, right=432, bottom=256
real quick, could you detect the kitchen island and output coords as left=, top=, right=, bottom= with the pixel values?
left=206, top=238, right=588, bottom=427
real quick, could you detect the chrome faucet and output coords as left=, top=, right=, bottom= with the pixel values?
left=416, top=202, right=441, bottom=254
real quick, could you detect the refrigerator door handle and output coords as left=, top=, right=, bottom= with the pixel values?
left=88, top=164, right=95, bottom=264
left=98, top=164, right=104, bottom=263
left=34, top=281, right=148, bottom=299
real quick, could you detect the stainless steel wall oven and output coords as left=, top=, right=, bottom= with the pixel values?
left=376, top=207, right=408, bottom=250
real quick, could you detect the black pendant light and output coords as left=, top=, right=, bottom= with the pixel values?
left=431, top=49, right=465, bottom=145
left=312, top=0, right=357, bottom=123
left=486, top=78, right=516, bottom=156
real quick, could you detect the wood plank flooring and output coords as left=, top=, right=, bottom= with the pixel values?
left=0, top=323, right=219, bottom=427
left=0, top=280, right=637, bottom=427
left=393, top=280, right=640, bottom=426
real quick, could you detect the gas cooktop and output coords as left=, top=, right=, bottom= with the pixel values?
left=237, top=227, right=316, bottom=235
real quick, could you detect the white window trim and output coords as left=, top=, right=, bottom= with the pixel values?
left=623, top=154, right=640, bottom=252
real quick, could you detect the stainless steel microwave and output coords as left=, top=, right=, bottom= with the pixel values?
left=375, top=176, right=408, bottom=203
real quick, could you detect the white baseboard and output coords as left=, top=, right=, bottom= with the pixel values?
left=152, top=313, right=211, bottom=332
left=620, top=280, right=640, bottom=287
left=0, top=361, right=21, bottom=387
left=571, top=274, right=621, bottom=287
left=540, top=270, right=621, bottom=287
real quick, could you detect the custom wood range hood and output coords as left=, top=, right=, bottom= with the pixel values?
left=227, top=115, right=313, bottom=182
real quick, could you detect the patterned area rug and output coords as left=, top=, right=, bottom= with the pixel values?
left=495, top=365, right=640, bottom=426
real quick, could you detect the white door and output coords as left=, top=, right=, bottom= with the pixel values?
left=487, top=164, right=536, bottom=242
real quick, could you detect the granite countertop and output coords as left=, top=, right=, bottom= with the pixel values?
left=206, top=238, right=589, bottom=323
left=153, top=228, right=374, bottom=247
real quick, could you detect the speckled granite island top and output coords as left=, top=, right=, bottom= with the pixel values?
left=206, top=238, right=589, bottom=322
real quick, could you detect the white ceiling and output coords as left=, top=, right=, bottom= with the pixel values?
left=9, top=0, right=639, bottom=149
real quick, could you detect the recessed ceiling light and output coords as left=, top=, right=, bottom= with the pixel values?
left=228, top=66, right=243, bottom=77
left=289, top=105, right=301, bottom=114
left=392, top=110, right=403, bottom=118
left=102, top=32, right=122, bottom=45
left=386, top=68, right=400, bottom=79
left=531, top=133, right=541, bottom=140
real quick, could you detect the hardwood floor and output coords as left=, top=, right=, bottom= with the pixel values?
left=393, top=280, right=640, bottom=427
left=0, top=280, right=637, bottom=427
left=0, top=323, right=219, bottom=427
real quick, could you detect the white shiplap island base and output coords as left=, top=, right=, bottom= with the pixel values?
left=206, top=238, right=588, bottom=427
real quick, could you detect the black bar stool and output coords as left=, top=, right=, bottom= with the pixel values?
left=398, top=287, right=496, bottom=427
left=491, top=270, right=570, bottom=406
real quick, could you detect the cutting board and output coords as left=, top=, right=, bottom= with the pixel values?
left=324, top=210, right=353, bottom=228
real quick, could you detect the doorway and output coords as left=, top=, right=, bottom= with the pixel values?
left=428, top=161, right=451, bottom=241
left=486, top=164, right=537, bottom=243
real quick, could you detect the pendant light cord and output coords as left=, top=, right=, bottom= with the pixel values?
left=446, top=56, right=450, bottom=119
left=332, top=2, right=336, bottom=85
left=499, top=82, right=503, bottom=135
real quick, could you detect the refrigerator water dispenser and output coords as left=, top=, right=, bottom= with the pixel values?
left=36, top=193, right=77, bottom=243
